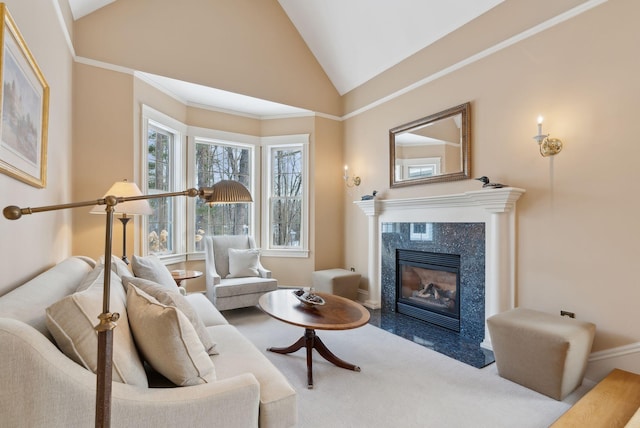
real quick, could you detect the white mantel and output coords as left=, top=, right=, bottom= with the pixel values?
left=355, top=187, right=525, bottom=348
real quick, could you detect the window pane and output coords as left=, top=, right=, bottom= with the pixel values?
left=194, top=139, right=252, bottom=250
left=147, top=125, right=174, bottom=255
left=270, top=197, right=301, bottom=247
left=270, top=147, right=302, bottom=248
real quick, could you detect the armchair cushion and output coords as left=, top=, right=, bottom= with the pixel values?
left=131, top=254, right=176, bottom=289
left=227, top=248, right=260, bottom=278
left=126, top=285, right=216, bottom=386
left=45, top=267, right=148, bottom=387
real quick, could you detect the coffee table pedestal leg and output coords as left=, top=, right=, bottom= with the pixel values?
left=267, top=328, right=360, bottom=389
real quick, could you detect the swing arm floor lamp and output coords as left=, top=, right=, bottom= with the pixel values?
left=2, top=180, right=252, bottom=428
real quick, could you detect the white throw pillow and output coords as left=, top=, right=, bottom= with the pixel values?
left=131, top=254, right=176, bottom=289
left=124, top=276, right=218, bottom=355
left=227, top=248, right=260, bottom=278
left=46, top=267, right=148, bottom=387
left=98, top=254, right=133, bottom=279
left=126, top=285, right=216, bottom=386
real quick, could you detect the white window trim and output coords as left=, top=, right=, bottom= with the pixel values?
left=261, top=134, right=309, bottom=258
left=185, top=126, right=260, bottom=259
left=141, top=105, right=187, bottom=264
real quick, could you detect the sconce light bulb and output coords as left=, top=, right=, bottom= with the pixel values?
left=537, top=115, right=544, bottom=125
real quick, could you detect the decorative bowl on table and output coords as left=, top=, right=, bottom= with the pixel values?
left=293, top=288, right=325, bottom=307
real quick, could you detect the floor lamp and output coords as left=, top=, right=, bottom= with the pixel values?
left=90, top=180, right=154, bottom=265
left=2, top=180, right=252, bottom=428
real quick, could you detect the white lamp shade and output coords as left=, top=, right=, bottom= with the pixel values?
left=90, top=180, right=154, bottom=215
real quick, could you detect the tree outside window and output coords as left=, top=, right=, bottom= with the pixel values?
left=147, top=124, right=175, bottom=255
left=194, top=139, right=252, bottom=251
left=269, top=146, right=302, bottom=248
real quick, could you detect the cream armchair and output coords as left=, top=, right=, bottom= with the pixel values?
left=204, top=235, right=278, bottom=310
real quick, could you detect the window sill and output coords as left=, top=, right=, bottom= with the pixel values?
left=261, top=249, right=309, bottom=258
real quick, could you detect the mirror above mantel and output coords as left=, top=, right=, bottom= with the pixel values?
left=390, top=102, right=471, bottom=187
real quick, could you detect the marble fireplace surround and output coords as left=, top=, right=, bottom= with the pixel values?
left=355, top=187, right=525, bottom=349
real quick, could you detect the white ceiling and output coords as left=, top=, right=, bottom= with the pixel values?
left=68, top=0, right=504, bottom=116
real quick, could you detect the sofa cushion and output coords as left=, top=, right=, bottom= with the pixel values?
left=184, top=293, right=229, bottom=327
left=210, top=324, right=296, bottom=427
left=227, top=248, right=260, bottom=278
left=124, top=276, right=218, bottom=355
left=127, top=285, right=216, bottom=386
left=131, top=254, right=176, bottom=289
left=45, top=267, right=148, bottom=387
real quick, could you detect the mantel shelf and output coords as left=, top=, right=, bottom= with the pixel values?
left=354, top=187, right=526, bottom=216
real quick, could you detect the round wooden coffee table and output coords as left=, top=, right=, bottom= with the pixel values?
left=258, top=289, right=370, bottom=389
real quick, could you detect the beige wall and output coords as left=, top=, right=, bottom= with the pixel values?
left=343, top=0, right=640, bottom=354
left=0, top=1, right=74, bottom=295
left=73, top=64, right=137, bottom=258
left=73, top=0, right=341, bottom=116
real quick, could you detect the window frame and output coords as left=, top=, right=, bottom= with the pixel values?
left=261, top=134, right=309, bottom=258
left=186, top=127, right=260, bottom=259
left=141, top=105, right=187, bottom=264
left=140, top=108, right=308, bottom=261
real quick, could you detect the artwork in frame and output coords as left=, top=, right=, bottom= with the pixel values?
left=0, top=4, right=49, bottom=188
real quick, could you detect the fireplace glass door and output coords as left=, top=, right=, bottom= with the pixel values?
left=396, top=249, right=461, bottom=331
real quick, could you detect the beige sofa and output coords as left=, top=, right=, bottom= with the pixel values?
left=0, top=256, right=296, bottom=428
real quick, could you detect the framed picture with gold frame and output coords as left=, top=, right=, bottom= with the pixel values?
left=0, top=4, right=49, bottom=188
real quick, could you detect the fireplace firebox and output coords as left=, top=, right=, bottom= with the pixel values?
left=396, top=249, right=461, bottom=332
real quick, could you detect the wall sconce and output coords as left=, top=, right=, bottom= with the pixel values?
left=343, top=165, right=361, bottom=188
left=533, top=116, right=563, bottom=157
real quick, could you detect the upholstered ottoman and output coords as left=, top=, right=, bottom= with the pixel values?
left=487, top=308, right=595, bottom=400
left=312, top=269, right=361, bottom=300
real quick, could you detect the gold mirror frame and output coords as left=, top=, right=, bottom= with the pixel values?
left=390, top=102, right=470, bottom=188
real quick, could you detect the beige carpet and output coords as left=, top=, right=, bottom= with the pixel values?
left=224, top=307, right=593, bottom=428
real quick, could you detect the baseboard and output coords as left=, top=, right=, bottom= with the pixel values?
left=585, top=342, right=640, bottom=382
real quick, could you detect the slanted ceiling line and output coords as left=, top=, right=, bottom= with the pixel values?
left=342, top=0, right=608, bottom=120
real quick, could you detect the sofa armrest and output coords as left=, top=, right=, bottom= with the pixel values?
left=111, top=374, right=259, bottom=427
left=0, top=318, right=259, bottom=428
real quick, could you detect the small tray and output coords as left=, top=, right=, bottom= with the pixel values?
left=293, top=289, right=325, bottom=307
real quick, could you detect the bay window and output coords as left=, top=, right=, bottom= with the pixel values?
left=141, top=105, right=307, bottom=260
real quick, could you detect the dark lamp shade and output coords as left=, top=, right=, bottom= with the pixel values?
left=204, top=180, right=253, bottom=205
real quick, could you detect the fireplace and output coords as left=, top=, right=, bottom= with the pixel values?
left=381, top=222, right=484, bottom=341
left=354, top=187, right=525, bottom=349
left=396, top=249, right=461, bottom=332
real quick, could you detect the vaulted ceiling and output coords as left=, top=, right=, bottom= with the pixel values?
left=67, top=0, right=504, bottom=115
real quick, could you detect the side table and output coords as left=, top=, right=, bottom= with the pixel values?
left=170, top=270, right=203, bottom=287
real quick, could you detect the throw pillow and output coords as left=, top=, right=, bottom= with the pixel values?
left=227, top=248, right=260, bottom=278
left=46, top=267, right=148, bottom=387
left=124, top=276, right=218, bottom=355
left=131, top=254, right=176, bottom=289
left=75, top=263, right=104, bottom=292
left=126, top=285, right=216, bottom=386
left=99, top=254, right=133, bottom=280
